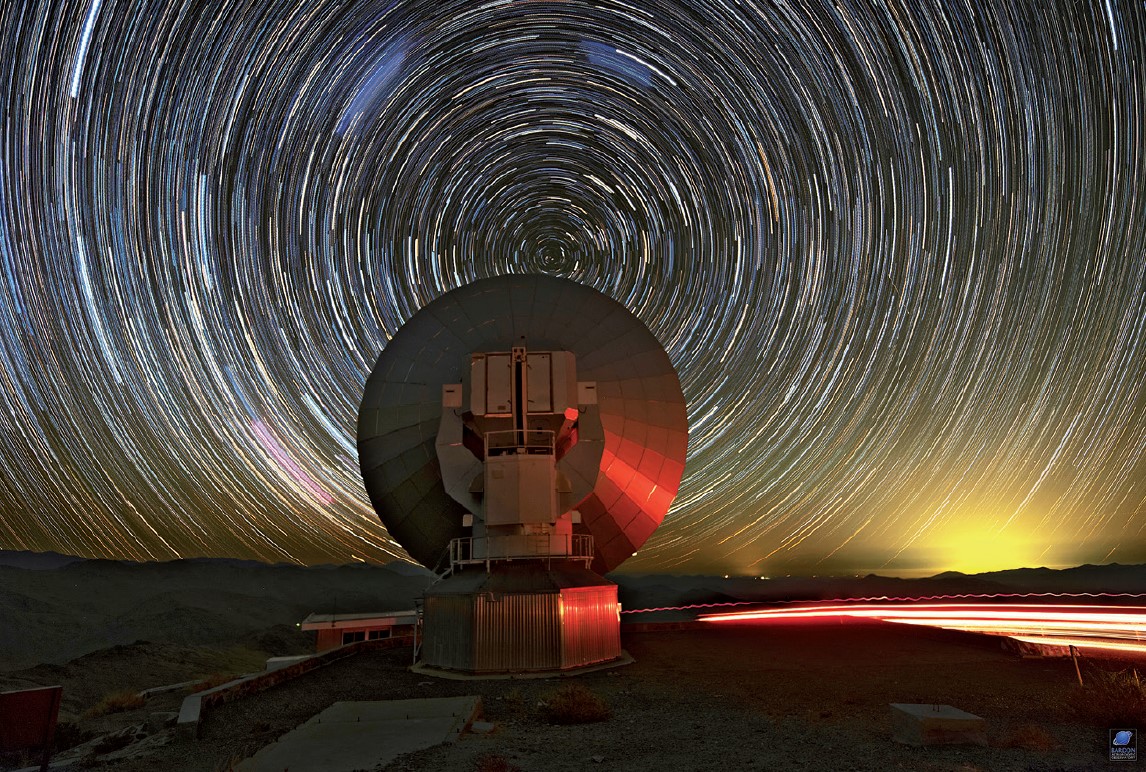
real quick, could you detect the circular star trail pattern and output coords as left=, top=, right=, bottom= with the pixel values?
left=0, top=0, right=1143, bottom=574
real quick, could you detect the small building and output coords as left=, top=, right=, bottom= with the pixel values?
left=300, top=610, right=417, bottom=653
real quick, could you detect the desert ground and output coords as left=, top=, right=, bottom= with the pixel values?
left=4, top=618, right=1136, bottom=772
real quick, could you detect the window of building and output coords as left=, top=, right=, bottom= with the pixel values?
left=367, top=628, right=392, bottom=640
left=342, top=630, right=366, bottom=645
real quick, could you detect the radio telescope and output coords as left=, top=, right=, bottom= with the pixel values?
left=358, top=274, right=688, bottom=674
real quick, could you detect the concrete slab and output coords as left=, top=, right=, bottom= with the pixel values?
left=236, top=696, right=481, bottom=772
left=177, top=673, right=262, bottom=736
left=265, top=655, right=312, bottom=672
left=140, top=679, right=200, bottom=697
left=890, top=703, right=987, bottom=747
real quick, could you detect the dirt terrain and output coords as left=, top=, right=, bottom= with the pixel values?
left=6, top=619, right=1132, bottom=771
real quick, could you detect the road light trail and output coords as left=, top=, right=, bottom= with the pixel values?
left=698, top=600, right=1146, bottom=656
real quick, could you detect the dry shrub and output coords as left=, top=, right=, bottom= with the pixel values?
left=52, top=721, right=95, bottom=752
left=997, top=723, right=1058, bottom=750
left=218, top=753, right=247, bottom=771
left=540, top=683, right=611, bottom=725
left=82, top=690, right=146, bottom=718
left=501, top=687, right=526, bottom=716
left=475, top=752, right=523, bottom=772
left=190, top=672, right=237, bottom=693
left=1068, top=665, right=1146, bottom=727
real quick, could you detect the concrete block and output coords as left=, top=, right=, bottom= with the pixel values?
left=265, top=655, right=311, bottom=672
left=175, top=694, right=203, bottom=739
left=890, top=703, right=987, bottom=747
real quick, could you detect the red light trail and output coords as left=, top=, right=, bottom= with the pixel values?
left=696, top=598, right=1146, bottom=657
left=621, top=591, right=1146, bottom=616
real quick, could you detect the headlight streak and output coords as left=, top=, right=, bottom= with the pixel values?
left=699, top=600, right=1146, bottom=655
left=621, top=591, right=1146, bottom=616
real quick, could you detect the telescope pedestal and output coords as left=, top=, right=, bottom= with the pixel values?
left=419, top=561, right=621, bottom=675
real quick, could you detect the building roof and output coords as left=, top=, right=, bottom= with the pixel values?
left=300, top=610, right=417, bottom=630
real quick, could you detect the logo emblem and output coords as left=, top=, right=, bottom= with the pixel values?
left=1110, top=729, right=1137, bottom=761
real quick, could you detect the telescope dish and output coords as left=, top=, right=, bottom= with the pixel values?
left=358, top=274, right=688, bottom=574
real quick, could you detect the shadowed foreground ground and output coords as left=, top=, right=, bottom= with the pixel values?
left=12, top=620, right=1130, bottom=771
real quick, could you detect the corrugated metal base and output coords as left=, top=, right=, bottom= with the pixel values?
left=421, top=562, right=623, bottom=674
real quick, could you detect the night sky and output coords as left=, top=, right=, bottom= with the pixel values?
left=1, top=0, right=1143, bottom=576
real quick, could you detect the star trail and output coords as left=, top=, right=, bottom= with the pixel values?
left=0, top=0, right=1143, bottom=575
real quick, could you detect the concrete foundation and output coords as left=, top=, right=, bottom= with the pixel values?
left=890, top=703, right=987, bottom=747
left=237, top=697, right=481, bottom=772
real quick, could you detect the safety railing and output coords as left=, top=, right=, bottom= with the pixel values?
left=484, top=428, right=555, bottom=457
left=448, top=532, right=594, bottom=572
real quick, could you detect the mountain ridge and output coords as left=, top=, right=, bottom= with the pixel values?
left=1, top=550, right=1142, bottom=670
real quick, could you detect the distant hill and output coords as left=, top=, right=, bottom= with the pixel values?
left=0, top=553, right=434, bottom=670
left=1, top=551, right=1141, bottom=670
left=0, top=550, right=87, bottom=570
left=970, top=563, right=1146, bottom=593
left=380, top=560, right=439, bottom=578
left=611, top=563, right=1146, bottom=616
